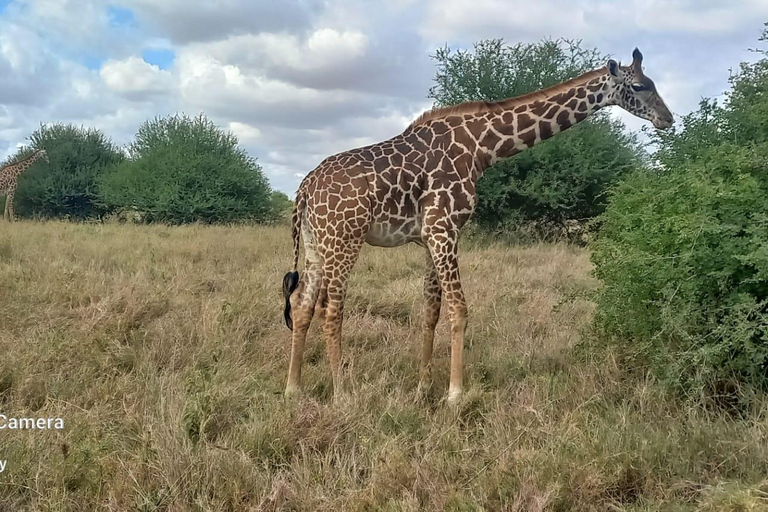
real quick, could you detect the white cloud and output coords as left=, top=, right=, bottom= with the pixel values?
left=307, top=29, right=368, bottom=65
left=0, top=0, right=766, bottom=193
left=212, top=29, right=368, bottom=72
left=126, top=0, right=320, bottom=43
left=174, top=47, right=385, bottom=130
left=14, top=0, right=108, bottom=46
left=228, top=121, right=261, bottom=142
left=101, top=56, right=173, bottom=97
left=0, top=23, right=61, bottom=105
left=182, top=28, right=371, bottom=92
left=421, top=0, right=768, bottom=42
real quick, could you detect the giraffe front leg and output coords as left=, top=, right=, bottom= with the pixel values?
left=5, top=190, right=14, bottom=222
left=418, top=250, right=442, bottom=395
left=426, top=231, right=467, bottom=406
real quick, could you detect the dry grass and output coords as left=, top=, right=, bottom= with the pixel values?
left=1, top=220, right=768, bottom=511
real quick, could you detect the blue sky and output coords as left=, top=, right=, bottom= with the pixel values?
left=107, top=5, right=134, bottom=26
left=0, top=0, right=766, bottom=194
left=141, top=49, right=174, bottom=69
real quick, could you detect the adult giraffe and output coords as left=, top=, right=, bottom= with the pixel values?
left=0, top=149, right=47, bottom=221
left=282, top=49, right=673, bottom=404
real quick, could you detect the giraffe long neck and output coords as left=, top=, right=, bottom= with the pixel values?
left=5, top=163, right=25, bottom=178
left=1, top=151, right=43, bottom=179
left=459, top=68, right=614, bottom=171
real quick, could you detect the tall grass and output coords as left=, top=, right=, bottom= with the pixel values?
left=0, top=221, right=766, bottom=510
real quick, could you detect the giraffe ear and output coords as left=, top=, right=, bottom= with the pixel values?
left=632, top=48, right=643, bottom=68
left=607, top=59, right=622, bottom=78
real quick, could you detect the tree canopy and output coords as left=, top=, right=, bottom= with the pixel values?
left=3, top=124, right=124, bottom=220
left=98, top=114, right=276, bottom=224
left=593, top=25, right=768, bottom=398
left=429, top=38, right=645, bottom=230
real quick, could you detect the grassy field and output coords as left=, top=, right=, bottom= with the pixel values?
left=1, top=221, right=767, bottom=510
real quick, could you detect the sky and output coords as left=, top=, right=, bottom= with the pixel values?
left=0, top=0, right=767, bottom=194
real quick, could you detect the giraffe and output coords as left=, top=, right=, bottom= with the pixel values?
left=282, top=48, right=673, bottom=404
left=0, top=149, right=47, bottom=221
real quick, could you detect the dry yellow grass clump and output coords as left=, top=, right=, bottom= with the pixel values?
left=1, top=221, right=768, bottom=511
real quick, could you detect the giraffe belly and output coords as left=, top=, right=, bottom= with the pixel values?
left=365, top=219, right=422, bottom=247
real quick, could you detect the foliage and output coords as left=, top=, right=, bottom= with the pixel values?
left=726, top=27, right=768, bottom=145
left=99, top=114, right=274, bottom=224
left=593, top=144, right=768, bottom=394
left=648, top=98, right=728, bottom=169
left=593, top=25, right=768, bottom=396
left=429, top=38, right=645, bottom=228
left=4, top=124, right=124, bottom=220
left=269, top=190, right=294, bottom=218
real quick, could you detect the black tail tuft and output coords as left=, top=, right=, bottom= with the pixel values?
left=282, top=271, right=300, bottom=330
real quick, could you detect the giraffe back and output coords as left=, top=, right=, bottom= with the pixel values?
left=298, top=117, right=481, bottom=248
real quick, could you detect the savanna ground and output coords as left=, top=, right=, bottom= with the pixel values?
left=1, top=222, right=767, bottom=511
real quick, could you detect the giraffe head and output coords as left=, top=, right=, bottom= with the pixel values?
left=36, top=148, right=49, bottom=163
left=606, top=48, right=673, bottom=130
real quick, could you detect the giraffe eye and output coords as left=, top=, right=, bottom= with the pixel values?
left=631, top=83, right=646, bottom=92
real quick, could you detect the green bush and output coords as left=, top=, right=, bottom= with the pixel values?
left=592, top=143, right=768, bottom=393
left=592, top=26, right=768, bottom=396
left=269, top=190, right=294, bottom=221
left=99, top=114, right=274, bottom=224
left=5, top=124, right=124, bottom=220
left=429, top=38, right=644, bottom=229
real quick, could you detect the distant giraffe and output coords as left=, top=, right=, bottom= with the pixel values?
left=282, top=48, right=673, bottom=404
left=0, top=149, right=47, bottom=221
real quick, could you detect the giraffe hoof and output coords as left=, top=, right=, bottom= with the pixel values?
left=416, top=376, right=432, bottom=401
left=332, top=389, right=350, bottom=405
left=284, top=385, right=301, bottom=399
left=446, top=386, right=463, bottom=406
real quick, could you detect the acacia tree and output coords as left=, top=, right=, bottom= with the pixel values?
left=4, top=124, right=124, bottom=220
left=429, top=38, right=644, bottom=229
left=99, top=114, right=275, bottom=224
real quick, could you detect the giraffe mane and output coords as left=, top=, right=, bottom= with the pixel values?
left=407, top=67, right=608, bottom=129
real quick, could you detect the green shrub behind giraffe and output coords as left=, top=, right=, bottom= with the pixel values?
left=98, top=114, right=276, bottom=224
left=592, top=26, right=768, bottom=398
left=5, top=123, right=125, bottom=220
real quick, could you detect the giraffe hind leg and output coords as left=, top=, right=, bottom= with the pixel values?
left=418, top=250, right=442, bottom=396
left=321, top=238, right=363, bottom=402
left=285, top=262, right=322, bottom=397
left=285, top=230, right=324, bottom=397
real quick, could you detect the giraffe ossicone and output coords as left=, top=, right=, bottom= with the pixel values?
left=0, top=149, right=48, bottom=222
left=282, top=48, right=673, bottom=405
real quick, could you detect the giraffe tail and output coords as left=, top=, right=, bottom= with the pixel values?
left=282, top=191, right=304, bottom=330
left=282, top=271, right=299, bottom=330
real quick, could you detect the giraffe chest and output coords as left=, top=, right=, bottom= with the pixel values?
left=0, top=176, right=15, bottom=194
